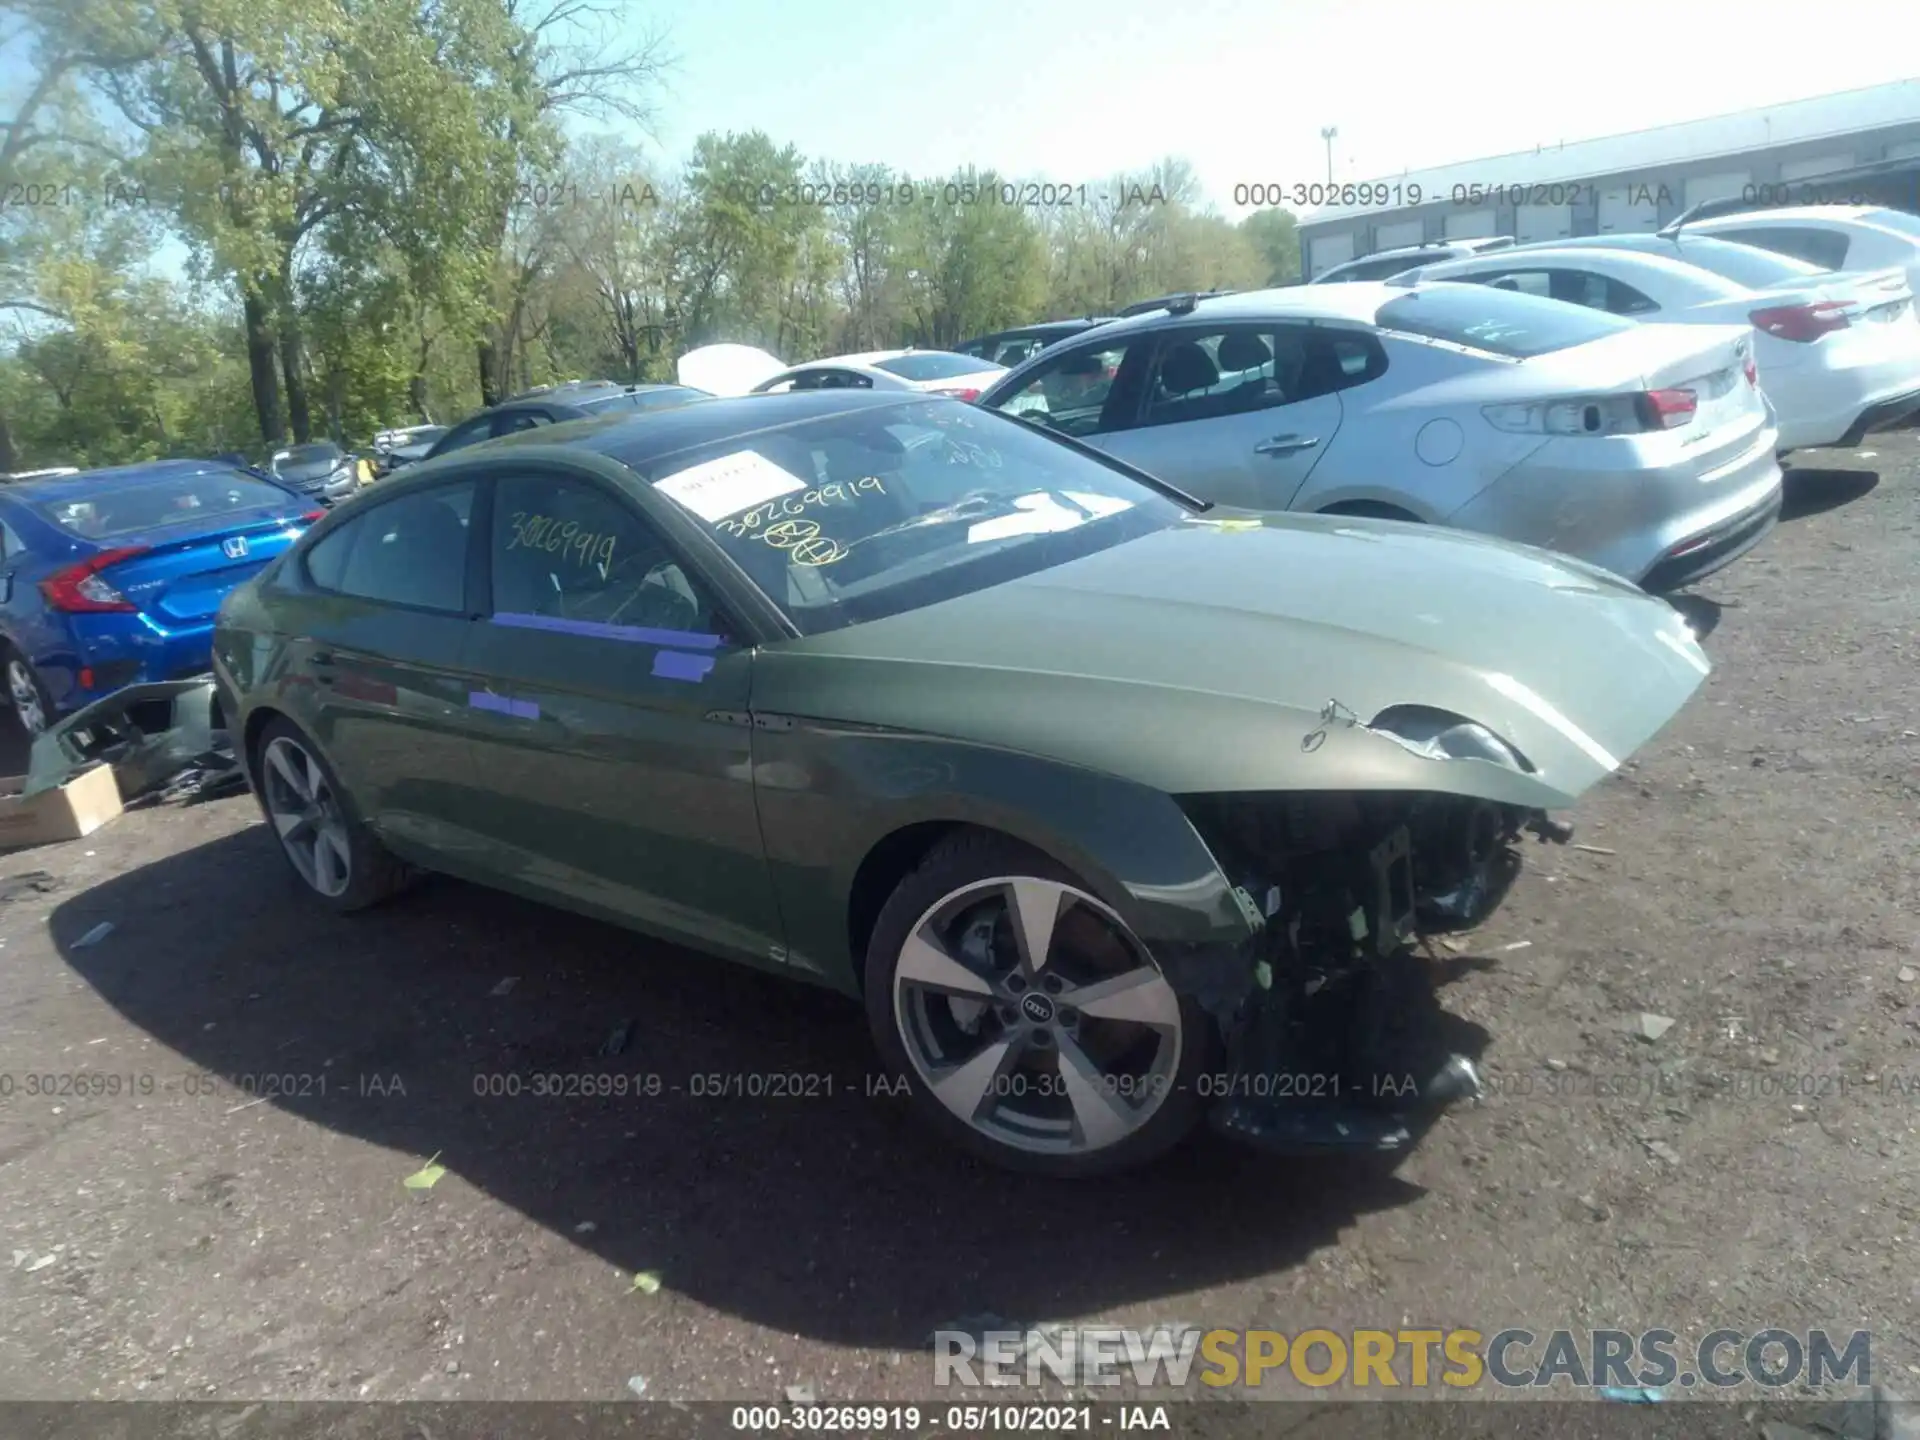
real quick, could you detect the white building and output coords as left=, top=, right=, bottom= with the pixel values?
left=1297, top=80, right=1920, bottom=279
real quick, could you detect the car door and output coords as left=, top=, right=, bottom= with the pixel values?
left=289, top=477, right=498, bottom=859
left=1093, top=323, right=1346, bottom=512
left=457, top=458, right=782, bottom=966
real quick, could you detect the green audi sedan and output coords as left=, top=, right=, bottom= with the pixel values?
left=213, top=389, right=1711, bottom=1177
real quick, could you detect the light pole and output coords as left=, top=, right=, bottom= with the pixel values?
left=1320, top=127, right=1338, bottom=184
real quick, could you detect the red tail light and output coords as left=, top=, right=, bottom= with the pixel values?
left=931, top=387, right=981, bottom=402
left=1743, top=355, right=1758, bottom=387
left=301, top=510, right=326, bottom=522
left=1639, top=388, right=1699, bottom=429
left=40, top=545, right=150, bottom=613
left=1749, top=301, right=1852, bottom=342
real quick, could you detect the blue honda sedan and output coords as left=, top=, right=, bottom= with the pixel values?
left=0, top=460, right=322, bottom=735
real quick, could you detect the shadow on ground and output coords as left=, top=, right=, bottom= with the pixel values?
left=1779, top=465, right=1878, bottom=522
left=47, top=822, right=1429, bottom=1350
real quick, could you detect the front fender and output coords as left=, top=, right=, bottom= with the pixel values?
left=749, top=720, right=1254, bottom=993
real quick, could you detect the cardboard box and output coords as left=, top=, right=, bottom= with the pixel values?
left=0, top=764, right=124, bottom=849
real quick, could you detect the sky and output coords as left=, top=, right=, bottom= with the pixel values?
left=628, top=0, right=1920, bottom=214
left=5, top=0, right=1920, bottom=292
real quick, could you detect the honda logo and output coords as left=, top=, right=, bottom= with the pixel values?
left=221, top=536, right=250, bottom=559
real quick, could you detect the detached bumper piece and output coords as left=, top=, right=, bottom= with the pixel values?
left=27, top=678, right=225, bottom=803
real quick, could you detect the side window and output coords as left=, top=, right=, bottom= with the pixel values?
left=491, top=472, right=721, bottom=637
left=306, top=482, right=475, bottom=612
left=1481, top=270, right=1553, bottom=299
left=1717, top=226, right=1850, bottom=271
left=987, top=341, right=1133, bottom=437
left=493, top=411, right=553, bottom=438
left=0, top=518, right=23, bottom=559
left=432, top=417, right=492, bottom=455
left=1140, top=326, right=1298, bottom=427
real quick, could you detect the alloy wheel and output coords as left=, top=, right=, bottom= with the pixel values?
left=892, top=876, right=1184, bottom=1158
left=8, top=659, right=46, bottom=736
left=260, top=735, right=353, bottom=898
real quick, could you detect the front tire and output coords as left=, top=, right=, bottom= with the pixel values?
left=864, top=832, right=1214, bottom=1178
left=253, top=717, right=412, bottom=912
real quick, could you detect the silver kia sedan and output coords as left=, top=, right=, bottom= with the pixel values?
left=975, top=283, right=1784, bottom=591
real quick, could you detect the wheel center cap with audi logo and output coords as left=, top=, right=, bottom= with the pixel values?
left=1019, top=992, right=1056, bottom=1024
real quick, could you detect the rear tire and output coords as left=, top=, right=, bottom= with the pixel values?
left=3, top=648, right=53, bottom=739
left=253, top=716, right=413, bottom=912
left=864, top=831, right=1214, bottom=1178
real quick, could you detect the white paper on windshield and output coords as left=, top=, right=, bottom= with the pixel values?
left=966, top=491, right=1135, bottom=545
left=654, top=449, right=807, bottom=523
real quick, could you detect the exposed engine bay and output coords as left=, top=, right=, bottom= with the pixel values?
left=1171, top=789, right=1572, bottom=1152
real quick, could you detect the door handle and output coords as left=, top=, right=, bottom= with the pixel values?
left=310, top=652, right=335, bottom=666
left=1254, top=434, right=1319, bottom=456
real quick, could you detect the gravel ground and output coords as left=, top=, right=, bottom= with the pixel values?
left=0, top=433, right=1916, bottom=1421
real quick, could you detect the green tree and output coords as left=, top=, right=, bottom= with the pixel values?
left=469, top=0, right=670, bottom=405
left=1239, top=207, right=1301, bottom=286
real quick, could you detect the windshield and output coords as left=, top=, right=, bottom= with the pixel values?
left=1863, top=207, right=1920, bottom=241
left=275, top=443, right=343, bottom=469
left=1672, top=234, right=1825, bottom=287
left=641, top=400, right=1185, bottom=635
left=34, top=470, right=297, bottom=540
left=872, top=352, right=1003, bottom=382
left=1376, top=283, right=1633, bottom=357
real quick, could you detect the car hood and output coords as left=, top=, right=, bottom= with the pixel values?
left=753, top=510, right=1710, bottom=809
left=676, top=344, right=786, bottom=397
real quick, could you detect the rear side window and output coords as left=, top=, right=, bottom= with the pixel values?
left=1707, top=225, right=1850, bottom=272
left=32, top=471, right=297, bottom=540
left=1669, top=234, right=1825, bottom=286
left=494, top=411, right=554, bottom=436
left=1377, top=284, right=1634, bottom=357
left=430, top=417, right=493, bottom=456
left=1313, top=331, right=1388, bottom=389
left=303, top=482, right=475, bottom=612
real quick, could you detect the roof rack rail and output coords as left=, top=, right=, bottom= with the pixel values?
left=1117, top=288, right=1237, bottom=319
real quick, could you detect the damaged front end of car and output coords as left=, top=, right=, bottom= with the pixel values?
left=1156, top=703, right=1583, bottom=1155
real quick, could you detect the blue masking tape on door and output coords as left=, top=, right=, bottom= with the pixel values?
left=652, top=650, right=715, bottom=683
left=469, top=691, right=539, bottom=719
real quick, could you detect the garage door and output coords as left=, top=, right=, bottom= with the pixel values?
left=1780, top=153, right=1852, bottom=182
left=1373, top=219, right=1425, bottom=250
left=1444, top=208, right=1497, bottom=239
left=1597, top=185, right=1659, bottom=234
left=1308, top=232, right=1355, bottom=278
left=1685, top=171, right=1750, bottom=206
left=1516, top=204, right=1572, bottom=243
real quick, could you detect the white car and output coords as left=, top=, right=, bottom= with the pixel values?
left=1402, top=244, right=1920, bottom=452
left=676, top=344, right=1004, bottom=400
left=1678, top=205, right=1920, bottom=298
left=977, top=283, right=1783, bottom=592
